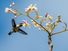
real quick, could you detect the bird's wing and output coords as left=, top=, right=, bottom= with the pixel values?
left=17, top=23, right=23, bottom=28
left=18, top=28, right=27, bottom=35
left=12, top=19, right=16, bottom=28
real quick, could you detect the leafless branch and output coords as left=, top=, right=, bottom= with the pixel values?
left=51, top=29, right=68, bottom=36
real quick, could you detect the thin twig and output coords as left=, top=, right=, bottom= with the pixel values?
left=51, top=29, right=68, bottom=36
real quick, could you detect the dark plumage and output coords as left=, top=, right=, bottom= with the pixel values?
left=8, top=19, right=27, bottom=35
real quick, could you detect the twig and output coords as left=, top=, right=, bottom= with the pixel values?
left=51, top=29, right=68, bottom=36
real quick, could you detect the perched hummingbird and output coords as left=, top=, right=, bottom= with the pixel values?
left=8, top=19, right=27, bottom=35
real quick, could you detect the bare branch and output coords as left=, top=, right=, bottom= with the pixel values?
left=51, top=29, right=68, bottom=36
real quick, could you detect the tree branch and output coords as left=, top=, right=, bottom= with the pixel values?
left=51, top=19, right=68, bottom=36
left=26, top=14, right=51, bottom=35
left=51, top=29, right=68, bottom=36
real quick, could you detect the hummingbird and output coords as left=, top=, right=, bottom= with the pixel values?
left=8, top=19, right=27, bottom=35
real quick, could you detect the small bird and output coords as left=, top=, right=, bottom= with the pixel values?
left=8, top=19, right=27, bottom=35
